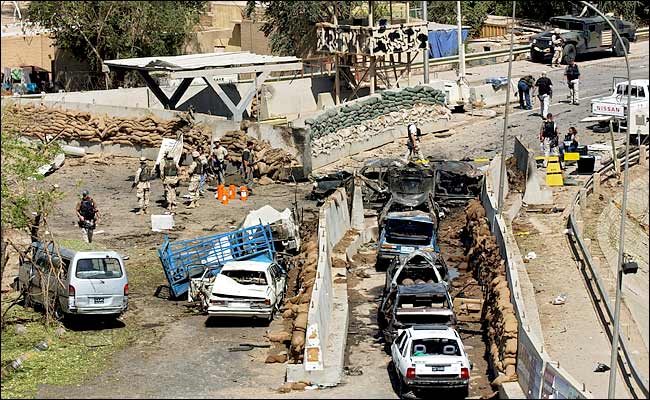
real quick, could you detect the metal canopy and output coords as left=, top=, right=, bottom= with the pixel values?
left=104, top=51, right=303, bottom=121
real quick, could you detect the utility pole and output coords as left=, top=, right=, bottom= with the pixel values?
left=422, top=1, right=429, bottom=84
left=579, top=3, right=632, bottom=397
left=456, top=1, right=467, bottom=102
left=497, top=1, right=516, bottom=216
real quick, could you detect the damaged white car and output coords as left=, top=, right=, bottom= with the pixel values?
left=202, top=258, right=286, bottom=321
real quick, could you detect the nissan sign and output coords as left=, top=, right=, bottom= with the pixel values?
left=592, top=103, right=624, bottom=118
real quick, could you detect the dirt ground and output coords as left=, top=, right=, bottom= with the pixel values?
left=1, top=155, right=320, bottom=398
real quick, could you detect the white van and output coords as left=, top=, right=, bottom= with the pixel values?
left=13, top=242, right=129, bottom=319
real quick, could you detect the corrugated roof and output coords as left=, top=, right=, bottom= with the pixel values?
left=104, top=51, right=300, bottom=72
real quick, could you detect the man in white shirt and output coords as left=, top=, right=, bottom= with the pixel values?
left=211, top=139, right=229, bottom=186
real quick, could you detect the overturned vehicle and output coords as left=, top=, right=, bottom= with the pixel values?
left=378, top=282, right=456, bottom=344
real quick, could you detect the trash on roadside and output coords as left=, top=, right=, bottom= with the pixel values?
left=151, top=215, right=174, bottom=232
left=36, top=153, right=65, bottom=177
left=552, top=294, right=567, bottom=305
left=343, top=366, right=363, bottom=376
left=240, top=205, right=301, bottom=253
left=594, top=363, right=610, bottom=372
left=525, top=251, right=537, bottom=261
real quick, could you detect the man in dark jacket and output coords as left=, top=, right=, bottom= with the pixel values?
left=535, top=72, right=553, bottom=120
left=518, top=75, right=535, bottom=110
left=565, top=59, right=580, bottom=105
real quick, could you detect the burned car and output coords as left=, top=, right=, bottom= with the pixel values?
left=431, top=161, right=483, bottom=205
left=377, top=211, right=439, bottom=270
left=307, top=170, right=353, bottom=204
left=378, top=282, right=456, bottom=344
left=384, top=250, right=449, bottom=297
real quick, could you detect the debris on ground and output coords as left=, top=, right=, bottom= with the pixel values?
left=219, top=129, right=301, bottom=182
left=552, top=294, right=567, bottom=305
left=594, top=362, right=610, bottom=372
left=524, top=251, right=537, bottom=261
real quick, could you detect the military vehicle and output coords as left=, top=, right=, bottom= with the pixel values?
left=530, top=15, right=636, bottom=64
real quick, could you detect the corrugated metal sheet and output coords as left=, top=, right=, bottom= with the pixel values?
left=104, top=51, right=300, bottom=71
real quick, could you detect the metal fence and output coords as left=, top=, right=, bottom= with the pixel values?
left=566, top=146, right=650, bottom=398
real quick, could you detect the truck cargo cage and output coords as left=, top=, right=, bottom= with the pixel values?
left=158, top=223, right=275, bottom=298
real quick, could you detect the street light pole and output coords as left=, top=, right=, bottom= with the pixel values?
left=422, top=1, right=429, bottom=84
left=456, top=1, right=466, bottom=91
left=577, top=2, right=632, bottom=398
left=496, top=1, right=516, bottom=216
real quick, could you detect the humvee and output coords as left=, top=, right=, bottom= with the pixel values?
left=530, top=15, right=636, bottom=64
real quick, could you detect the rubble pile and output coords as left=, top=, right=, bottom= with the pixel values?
left=464, top=199, right=518, bottom=385
left=219, top=130, right=300, bottom=182
left=306, top=86, right=450, bottom=157
left=266, top=232, right=318, bottom=363
left=4, top=104, right=210, bottom=153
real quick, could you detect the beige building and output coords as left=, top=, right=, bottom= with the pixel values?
left=186, top=1, right=272, bottom=55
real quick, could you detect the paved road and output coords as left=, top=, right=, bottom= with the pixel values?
left=319, top=41, right=649, bottom=173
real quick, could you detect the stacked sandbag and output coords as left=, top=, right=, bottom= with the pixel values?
left=305, top=85, right=451, bottom=157
left=266, top=233, right=317, bottom=364
left=4, top=104, right=211, bottom=153
left=464, top=199, right=518, bottom=385
left=219, top=130, right=300, bottom=182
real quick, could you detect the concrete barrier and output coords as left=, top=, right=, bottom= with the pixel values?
left=287, top=186, right=352, bottom=386
left=469, top=79, right=518, bottom=108
left=514, top=137, right=553, bottom=206
left=481, top=149, right=591, bottom=399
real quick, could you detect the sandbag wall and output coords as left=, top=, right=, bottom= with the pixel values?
left=266, top=232, right=318, bottom=364
left=465, top=199, right=518, bottom=385
left=305, top=86, right=450, bottom=157
left=4, top=104, right=210, bottom=153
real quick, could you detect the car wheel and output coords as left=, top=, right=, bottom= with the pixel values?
left=459, top=385, right=470, bottom=399
left=53, top=301, right=65, bottom=321
left=562, top=43, right=576, bottom=64
left=530, top=50, right=544, bottom=63
left=592, top=124, right=611, bottom=133
left=614, top=37, right=630, bottom=57
left=398, top=377, right=410, bottom=399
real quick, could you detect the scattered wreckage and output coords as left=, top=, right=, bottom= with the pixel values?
left=384, top=251, right=450, bottom=297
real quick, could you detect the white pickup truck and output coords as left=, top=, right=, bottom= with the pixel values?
left=589, top=78, right=649, bottom=139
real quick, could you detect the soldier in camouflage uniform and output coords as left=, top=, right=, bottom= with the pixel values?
left=187, top=150, right=202, bottom=208
left=134, top=156, right=152, bottom=215
left=160, top=152, right=179, bottom=214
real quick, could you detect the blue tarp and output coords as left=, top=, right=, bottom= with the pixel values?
left=428, top=28, right=469, bottom=59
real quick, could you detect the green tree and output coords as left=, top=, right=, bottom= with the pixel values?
left=1, top=105, right=62, bottom=305
left=27, top=1, right=207, bottom=87
left=245, top=1, right=359, bottom=57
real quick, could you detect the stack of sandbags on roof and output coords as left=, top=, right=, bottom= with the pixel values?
left=218, top=129, right=300, bottom=182
left=4, top=104, right=211, bottom=152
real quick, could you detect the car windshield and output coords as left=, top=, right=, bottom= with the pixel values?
left=412, top=338, right=461, bottom=356
left=221, top=270, right=267, bottom=285
left=550, top=19, right=583, bottom=31
left=385, top=219, right=433, bottom=245
left=396, top=267, right=442, bottom=284
left=75, top=258, right=123, bottom=279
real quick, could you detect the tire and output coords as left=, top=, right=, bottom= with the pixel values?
left=614, top=37, right=630, bottom=57
left=459, top=385, right=470, bottom=399
left=53, top=301, right=65, bottom=321
left=530, top=49, right=544, bottom=63
left=562, top=43, right=576, bottom=64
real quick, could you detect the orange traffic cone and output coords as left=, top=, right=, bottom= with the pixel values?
left=240, top=186, right=248, bottom=201
left=216, top=184, right=225, bottom=200
left=220, top=190, right=229, bottom=205
left=228, top=184, right=236, bottom=199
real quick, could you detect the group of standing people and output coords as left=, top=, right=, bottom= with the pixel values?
left=517, top=59, right=580, bottom=120
left=131, top=139, right=256, bottom=215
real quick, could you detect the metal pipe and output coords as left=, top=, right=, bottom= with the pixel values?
left=422, top=1, right=429, bottom=84
left=456, top=1, right=466, bottom=81
left=497, top=1, right=516, bottom=216
left=577, top=2, right=632, bottom=398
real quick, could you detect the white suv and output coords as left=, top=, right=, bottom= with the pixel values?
left=391, top=325, right=471, bottom=398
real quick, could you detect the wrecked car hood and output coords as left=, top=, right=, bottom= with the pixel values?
left=211, top=274, right=268, bottom=299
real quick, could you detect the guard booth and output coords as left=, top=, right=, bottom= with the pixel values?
left=316, top=1, right=429, bottom=104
